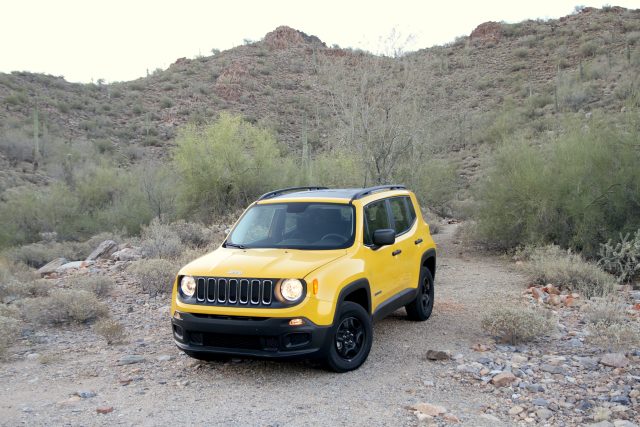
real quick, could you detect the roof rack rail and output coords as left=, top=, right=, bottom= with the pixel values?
left=350, top=185, right=406, bottom=201
left=257, top=186, right=329, bottom=201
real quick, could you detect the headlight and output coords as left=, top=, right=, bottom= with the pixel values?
left=180, top=276, right=196, bottom=298
left=280, top=279, right=304, bottom=302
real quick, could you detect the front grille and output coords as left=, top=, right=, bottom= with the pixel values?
left=193, top=277, right=275, bottom=307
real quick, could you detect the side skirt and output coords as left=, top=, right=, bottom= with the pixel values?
left=372, top=288, right=418, bottom=322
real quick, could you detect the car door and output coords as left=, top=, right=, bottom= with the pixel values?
left=362, top=198, right=403, bottom=312
left=387, top=196, right=418, bottom=294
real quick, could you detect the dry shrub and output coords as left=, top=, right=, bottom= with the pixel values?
left=526, top=245, right=616, bottom=298
left=140, top=219, right=182, bottom=259
left=588, top=321, right=640, bottom=352
left=482, top=306, right=553, bottom=344
left=585, top=297, right=640, bottom=352
left=127, top=258, right=177, bottom=295
left=0, top=304, right=20, bottom=319
left=94, top=318, right=126, bottom=344
left=584, top=297, right=626, bottom=325
left=167, top=220, right=218, bottom=248
left=0, top=316, right=20, bottom=360
left=68, top=275, right=113, bottom=298
left=22, top=289, right=108, bottom=324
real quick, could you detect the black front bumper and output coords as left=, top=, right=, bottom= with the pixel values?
left=172, top=312, right=331, bottom=359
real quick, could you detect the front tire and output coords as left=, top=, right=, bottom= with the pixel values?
left=405, top=267, right=434, bottom=321
left=324, top=302, right=373, bottom=372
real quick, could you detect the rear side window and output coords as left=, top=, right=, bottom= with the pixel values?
left=363, top=200, right=391, bottom=245
left=405, top=198, right=417, bottom=224
left=389, top=197, right=414, bottom=235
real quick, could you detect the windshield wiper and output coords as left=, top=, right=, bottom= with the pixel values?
left=224, top=241, right=247, bottom=249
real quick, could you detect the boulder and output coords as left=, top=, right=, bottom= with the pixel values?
left=600, top=353, right=629, bottom=369
left=86, top=240, right=118, bottom=261
left=56, top=260, right=94, bottom=273
left=37, top=258, right=68, bottom=275
left=111, top=247, right=142, bottom=261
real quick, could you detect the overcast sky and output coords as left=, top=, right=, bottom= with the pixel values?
left=2, top=0, right=639, bottom=83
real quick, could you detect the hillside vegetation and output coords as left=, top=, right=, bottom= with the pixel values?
left=1, top=6, right=640, bottom=257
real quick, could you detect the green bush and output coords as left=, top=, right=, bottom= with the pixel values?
left=482, top=306, right=552, bottom=344
left=525, top=245, right=616, bottom=298
left=475, top=121, right=640, bottom=256
left=173, top=113, right=293, bottom=221
left=126, top=258, right=178, bottom=295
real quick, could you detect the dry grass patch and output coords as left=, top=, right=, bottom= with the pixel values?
left=585, top=297, right=640, bottom=352
left=21, top=289, right=108, bottom=324
left=68, top=275, right=114, bottom=298
left=0, top=316, right=20, bottom=360
left=525, top=245, right=616, bottom=298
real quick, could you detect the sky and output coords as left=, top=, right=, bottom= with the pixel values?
left=2, top=0, right=639, bottom=83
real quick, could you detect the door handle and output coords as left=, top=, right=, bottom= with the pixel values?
left=392, top=249, right=402, bottom=256
left=414, top=238, right=423, bottom=245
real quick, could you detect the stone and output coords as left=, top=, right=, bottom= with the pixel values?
left=75, top=390, right=96, bottom=399
left=589, top=422, right=614, bottom=427
left=37, top=258, right=68, bottom=275
left=526, top=383, right=544, bottom=393
left=479, top=414, right=501, bottom=423
left=443, top=414, right=460, bottom=423
left=157, top=355, right=173, bottom=362
left=96, top=406, right=114, bottom=414
left=532, top=398, right=548, bottom=407
left=111, top=247, right=142, bottom=261
left=25, top=353, right=40, bottom=360
left=413, top=402, right=447, bottom=416
left=536, top=408, right=553, bottom=420
left=531, top=287, right=547, bottom=301
left=512, top=354, right=528, bottom=364
left=491, top=372, right=517, bottom=387
left=613, top=421, right=638, bottom=427
left=86, top=240, right=118, bottom=261
left=117, top=355, right=145, bottom=365
left=56, top=260, right=94, bottom=272
left=425, top=349, right=451, bottom=361
left=610, top=395, right=630, bottom=406
left=415, top=412, right=432, bottom=423
left=600, top=353, right=629, bottom=369
left=508, top=405, right=525, bottom=415
left=540, top=364, right=565, bottom=374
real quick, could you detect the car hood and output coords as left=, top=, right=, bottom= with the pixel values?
left=179, top=247, right=348, bottom=279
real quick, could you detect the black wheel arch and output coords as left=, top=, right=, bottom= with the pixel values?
left=421, top=248, right=436, bottom=280
left=336, top=279, right=371, bottom=317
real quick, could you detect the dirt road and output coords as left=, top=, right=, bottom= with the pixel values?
left=1, top=223, right=528, bottom=426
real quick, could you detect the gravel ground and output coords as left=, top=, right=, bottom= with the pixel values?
left=0, top=223, right=529, bottom=426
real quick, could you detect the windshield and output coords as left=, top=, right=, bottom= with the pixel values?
left=226, top=202, right=355, bottom=250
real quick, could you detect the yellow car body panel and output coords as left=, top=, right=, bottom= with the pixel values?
left=170, top=190, right=436, bottom=326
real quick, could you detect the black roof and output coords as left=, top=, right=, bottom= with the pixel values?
left=258, top=185, right=406, bottom=202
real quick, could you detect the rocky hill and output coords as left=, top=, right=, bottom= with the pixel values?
left=0, top=7, right=639, bottom=190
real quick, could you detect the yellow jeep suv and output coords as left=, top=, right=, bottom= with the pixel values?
left=171, top=185, right=436, bottom=372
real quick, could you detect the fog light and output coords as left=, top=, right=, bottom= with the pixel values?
left=289, top=318, right=305, bottom=326
left=174, top=311, right=182, bottom=320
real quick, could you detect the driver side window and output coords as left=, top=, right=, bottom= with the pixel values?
left=363, top=200, right=390, bottom=245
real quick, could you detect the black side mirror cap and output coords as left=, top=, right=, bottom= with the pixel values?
left=373, top=229, right=395, bottom=247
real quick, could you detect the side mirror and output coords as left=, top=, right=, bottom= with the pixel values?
left=373, top=229, right=395, bottom=247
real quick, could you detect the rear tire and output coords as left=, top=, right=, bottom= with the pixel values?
left=405, top=267, right=434, bottom=321
left=324, top=301, right=373, bottom=372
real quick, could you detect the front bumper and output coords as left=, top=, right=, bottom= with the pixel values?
left=172, top=312, right=331, bottom=359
